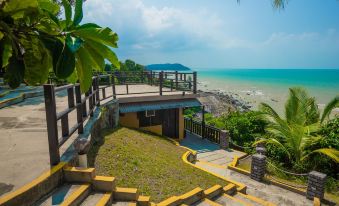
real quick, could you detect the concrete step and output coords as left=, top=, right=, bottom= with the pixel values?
left=35, top=184, right=90, bottom=206
left=111, top=201, right=136, bottom=206
left=234, top=193, right=273, bottom=206
left=194, top=198, right=222, bottom=206
left=214, top=194, right=251, bottom=206
left=80, top=192, right=112, bottom=206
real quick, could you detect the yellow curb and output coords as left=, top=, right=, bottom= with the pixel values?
left=0, top=162, right=67, bottom=204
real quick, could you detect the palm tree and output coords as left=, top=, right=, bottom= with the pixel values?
left=257, top=87, right=339, bottom=165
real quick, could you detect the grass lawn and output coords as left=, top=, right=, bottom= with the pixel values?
left=88, top=127, right=229, bottom=202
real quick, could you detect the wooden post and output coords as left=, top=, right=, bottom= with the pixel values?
left=95, top=77, right=100, bottom=106
left=175, top=71, right=178, bottom=90
left=112, top=75, right=116, bottom=99
left=190, top=117, right=193, bottom=133
left=67, top=87, right=74, bottom=108
left=159, top=71, right=163, bottom=96
left=150, top=70, right=153, bottom=86
left=202, top=106, right=205, bottom=138
left=43, top=84, right=60, bottom=166
left=89, top=83, right=93, bottom=117
left=75, top=85, right=83, bottom=134
left=126, top=84, right=129, bottom=94
left=193, top=71, right=197, bottom=94
left=170, top=79, right=173, bottom=92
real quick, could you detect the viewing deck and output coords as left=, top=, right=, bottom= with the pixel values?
left=0, top=71, right=199, bottom=197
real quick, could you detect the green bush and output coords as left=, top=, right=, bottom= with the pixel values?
left=222, top=111, right=266, bottom=146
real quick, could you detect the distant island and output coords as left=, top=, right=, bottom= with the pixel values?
left=146, top=63, right=191, bottom=71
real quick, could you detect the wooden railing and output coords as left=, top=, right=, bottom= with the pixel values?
left=184, top=117, right=221, bottom=144
left=44, top=71, right=197, bottom=166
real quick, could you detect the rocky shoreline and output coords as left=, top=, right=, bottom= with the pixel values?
left=198, top=89, right=252, bottom=117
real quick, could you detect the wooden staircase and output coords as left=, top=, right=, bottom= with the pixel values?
left=0, top=164, right=276, bottom=206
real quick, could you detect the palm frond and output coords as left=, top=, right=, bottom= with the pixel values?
left=301, top=148, right=339, bottom=163
left=321, top=95, right=339, bottom=123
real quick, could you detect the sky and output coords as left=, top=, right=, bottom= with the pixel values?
left=82, top=0, right=339, bottom=69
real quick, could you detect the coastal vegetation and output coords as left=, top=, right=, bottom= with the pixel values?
left=88, top=127, right=228, bottom=202
left=189, top=87, right=339, bottom=198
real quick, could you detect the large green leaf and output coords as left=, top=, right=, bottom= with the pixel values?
left=83, top=43, right=105, bottom=71
left=4, top=57, right=25, bottom=88
left=74, top=27, right=118, bottom=48
left=75, top=47, right=93, bottom=92
left=85, top=39, right=119, bottom=69
left=76, top=23, right=100, bottom=30
left=3, top=0, right=38, bottom=19
left=73, top=0, right=83, bottom=26
left=61, top=0, right=72, bottom=27
left=41, top=36, right=75, bottom=79
left=36, top=17, right=60, bottom=35
left=22, top=36, right=51, bottom=85
left=1, top=37, right=13, bottom=68
left=38, top=0, right=59, bottom=15
left=0, top=31, right=4, bottom=40
left=55, top=43, right=76, bottom=79
left=66, top=34, right=83, bottom=53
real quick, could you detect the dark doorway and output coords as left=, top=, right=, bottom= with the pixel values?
left=162, top=108, right=179, bottom=138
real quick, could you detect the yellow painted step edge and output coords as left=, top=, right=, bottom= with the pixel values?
left=204, top=185, right=222, bottom=196
left=128, top=203, right=137, bottom=206
left=96, top=192, right=112, bottom=206
left=203, top=198, right=223, bottom=206
left=60, top=184, right=90, bottom=206
left=222, top=194, right=251, bottom=206
left=0, top=162, right=67, bottom=204
left=237, top=192, right=276, bottom=206
left=182, top=151, right=247, bottom=193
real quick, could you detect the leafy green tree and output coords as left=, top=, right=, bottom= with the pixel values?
left=257, top=87, right=339, bottom=165
left=0, top=0, right=119, bottom=92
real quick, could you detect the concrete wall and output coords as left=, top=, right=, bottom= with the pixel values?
left=119, top=108, right=185, bottom=139
left=119, top=112, right=163, bottom=136
left=141, top=125, right=163, bottom=135
left=120, top=112, right=139, bottom=128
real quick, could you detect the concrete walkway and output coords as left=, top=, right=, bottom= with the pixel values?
left=0, top=84, right=189, bottom=197
left=181, top=132, right=245, bottom=167
left=180, top=133, right=313, bottom=206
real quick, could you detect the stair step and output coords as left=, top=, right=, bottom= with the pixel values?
left=194, top=198, right=222, bottom=206
left=234, top=193, right=272, bottom=206
left=60, top=184, right=91, bottom=206
left=80, top=192, right=112, bottom=206
left=111, top=201, right=136, bottom=206
left=35, top=184, right=82, bottom=205
left=214, top=194, right=251, bottom=206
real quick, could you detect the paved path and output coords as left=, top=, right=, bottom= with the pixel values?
left=181, top=132, right=245, bottom=167
left=181, top=132, right=313, bottom=206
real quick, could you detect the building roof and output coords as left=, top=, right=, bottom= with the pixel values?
left=119, top=99, right=201, bottom=113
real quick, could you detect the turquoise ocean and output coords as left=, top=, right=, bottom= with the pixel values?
left=196, top=69, right=339, bottom=113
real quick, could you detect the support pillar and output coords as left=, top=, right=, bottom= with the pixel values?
left=251, top=154, right=266, bottom=182
left=307, top=171, right=326, bottom=200
left=220, top=130, right=230, bottom=149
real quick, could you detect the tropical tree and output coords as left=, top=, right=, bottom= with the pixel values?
left=257, top=87, right=339, bottom=166
left=0, top=0, right=119, bottom=92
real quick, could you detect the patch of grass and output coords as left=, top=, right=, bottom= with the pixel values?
left=88, top=127, right=229, bottom=202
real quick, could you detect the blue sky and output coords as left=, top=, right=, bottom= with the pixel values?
left=83, top=0, right=339, bottom=69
